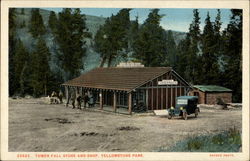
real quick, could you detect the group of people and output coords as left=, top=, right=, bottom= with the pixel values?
left=66, top=91, right=95, bottom=109
left=49, top=89, right=95, bottom=109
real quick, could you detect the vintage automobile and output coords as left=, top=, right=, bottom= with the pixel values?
left=167, top=96, right=199, bottom=120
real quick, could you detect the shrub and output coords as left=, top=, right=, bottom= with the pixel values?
left=157, top=127, right=241, bottom=152
left=187, top=139, right=203, bottom=150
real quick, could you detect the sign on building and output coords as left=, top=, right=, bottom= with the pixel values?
left=158, top=79, right=178, bottom=85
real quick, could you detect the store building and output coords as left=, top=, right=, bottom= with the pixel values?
left=62, top=62, right=192, bottom=114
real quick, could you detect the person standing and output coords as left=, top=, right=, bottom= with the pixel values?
left=58, top=90, right=63, bottom=104
left=71, top=90, right=76, bottom=109
left=76, top=92, right=82, bottom=109
left=83, top=92, right=89, bottom=108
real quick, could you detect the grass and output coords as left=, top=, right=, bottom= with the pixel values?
left=157, top=127, right=241, bottom=152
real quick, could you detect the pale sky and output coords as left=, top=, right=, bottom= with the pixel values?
left=43, top=8, right=232, bottom=32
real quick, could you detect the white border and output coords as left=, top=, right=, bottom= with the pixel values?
left=1, top=0, right=249, bottom=161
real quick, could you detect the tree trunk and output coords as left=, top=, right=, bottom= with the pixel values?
left=107, top=55, right=113, bottom=67
left=45, top=84, right=47, bottom=96
left=99, top=56, right=107, bottom=67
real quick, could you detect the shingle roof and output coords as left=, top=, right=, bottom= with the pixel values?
left=62, top=67, right=172, bottom=91
left=193, top=85, right=232, bottom=92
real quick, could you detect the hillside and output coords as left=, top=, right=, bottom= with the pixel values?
left=13, top=8, right=186, bottom=72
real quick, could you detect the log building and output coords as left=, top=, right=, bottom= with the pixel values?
left=189, top=85, right=232, bottom=104
left=62, top=63, right=192, bottom=114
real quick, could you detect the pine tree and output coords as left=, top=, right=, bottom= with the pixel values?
left=48, top=11, right=58, bottom=34
left=166, top=30, right=177, bottom=68
left=184, top=9, right=201, bottom=84
left=133, top=9, right=167, bottom=67
left=29, top=8, right=46, bottom=38
left=221, top=9, right=242, bottom=102
left=19, top=62, right=32, bottom=96
left=128, top=16, right=139, bottom=52
left=200, top=12, right=220, bottom=85
left=94, top=23, right=110, bottom=67
left=214, top=9, right=222, bottom=41
left=176, top=34, right=191, bottom=79
left=20, top=20, right=26, bottom=28
left=13, top=39, right=29, bottom=94
left=106, top=9, right=131, bottom=66
left=94, top=9, right=131, bottom=67
left=55, top=8, right=90, bottom=80
left=9, top=8, right=17, bottom=96
left=21, top=8, right=25, bottom=14
left=31, top=38, right=52, bottom=97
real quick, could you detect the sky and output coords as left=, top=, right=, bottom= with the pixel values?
left=43, top=8, right=232, bottom=32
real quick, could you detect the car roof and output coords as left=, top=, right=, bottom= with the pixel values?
left=177, top=96, right=198, bottom=100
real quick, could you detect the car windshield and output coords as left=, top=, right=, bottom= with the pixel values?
left=177, top=99, right=188, bottom=105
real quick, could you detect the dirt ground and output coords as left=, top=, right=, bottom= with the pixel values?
left=8, top=98, right=242, bottom=152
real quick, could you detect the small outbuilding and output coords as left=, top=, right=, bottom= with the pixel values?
left=189, top=85, right=232, bottom=104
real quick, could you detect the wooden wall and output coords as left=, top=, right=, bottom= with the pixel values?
left=206, top=92, right=232, bottom=104
left=142, top=71, right=191, bottom=110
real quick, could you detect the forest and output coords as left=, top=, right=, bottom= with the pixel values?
left=9, top=8, right=242, bottom=102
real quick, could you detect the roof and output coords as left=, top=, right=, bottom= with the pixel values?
left=62, top=67, right=172, bottom=92
left=193, top=85, right=232, bottom=92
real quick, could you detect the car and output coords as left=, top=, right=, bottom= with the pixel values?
left=167, top=96, right=200, bottom=120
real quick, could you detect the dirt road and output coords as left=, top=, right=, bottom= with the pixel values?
left=8, top=98, right=242, bottom=152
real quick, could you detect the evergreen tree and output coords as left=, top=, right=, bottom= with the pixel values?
left=94, top=23, right=110, bottom=67
left=31, top=38, right=52, bottom=97
left=19, top=61, right=32, bottom=96
left=214, top=9, right=222, bottom=42
left=55, top=8, right=90, bottom=80
left=176, top=34, right=191, bottom=79
left=20, top=20, right=26, bottom=28
left=106, top=9, right=131, bottom=66
left=166, top=30, right=177, bottom=68
left=133, top=9, right=167, bottom=67
left=200, top=12, right=220, bottom=85
left=9, top=8, right=17, bottom=96
left=48, top=11, right=58, bottom=34
left=221, top=9, right=242, bottom=102
left=21, top=8, right=25, bottom=14
left=94, top=9, right=131, bottom=67
left=184, top=9, right=201, bottom=84
left=29, top=8, right=46, bottom=37
left=13, top=39, right=29, bottom=94
left=128, top=16, right=139, bottom=52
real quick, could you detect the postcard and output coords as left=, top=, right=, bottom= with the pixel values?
left=1, top=0, right=249, bottom=161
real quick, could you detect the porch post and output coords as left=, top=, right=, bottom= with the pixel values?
left=99, top=90, right=103, bottom=110
left=65, top=86, right=69, bottom=107
left=146, top=89, right=148, bottom=111
left=128, top=92, right=132, bottom=115
left=113, top=91, right=117, bottom=112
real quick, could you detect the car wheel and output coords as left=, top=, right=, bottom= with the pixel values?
left=183, top=112, right=187, bottom=120
left=195, top=109, right=199, bottom=118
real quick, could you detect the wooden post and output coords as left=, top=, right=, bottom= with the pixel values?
left=156, top=78, right=158, bottom=110
left=128, top=92, right=132, bottom=115
left=171, top=86, right=173, bottom=107
left=160, top=76, right=163, bottom=109
left=113, top=91, right=117, bottom=112
left=146, top=89, right=148, bottom=111
left=99, top=90, right=103, bottom=110
left=151, top=82, right=153, bottom=110
left=65, top=86, right=69, bottom=106
left=65, top=86, right=68, bottom=100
